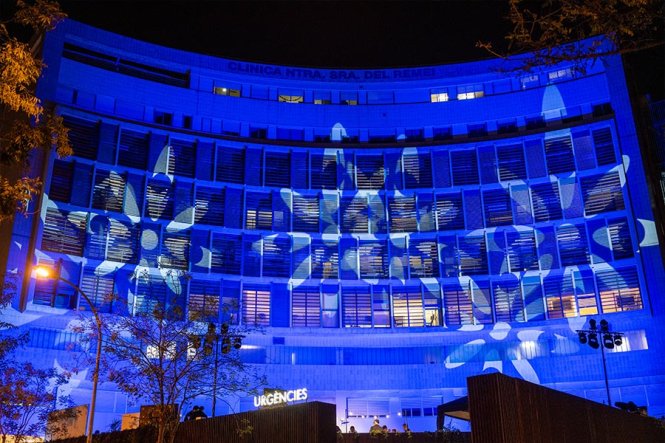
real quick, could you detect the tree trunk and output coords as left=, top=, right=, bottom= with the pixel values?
left=157, top=424, right=166, bottom=443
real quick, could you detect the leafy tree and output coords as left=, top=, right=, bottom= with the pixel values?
left=0, top=361, right=74, bottom=443
left=0, top=0, right=71, bottom=222
left=477, top=0, right=664, bottom=71
left=77, top=270, right=265, bottom=443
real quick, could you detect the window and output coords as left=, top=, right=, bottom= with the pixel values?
left=417, top=194, right=436, bottom=232
left=188, top=280, right=220, bottom=321
left=596, top=267, right=643, bottom=313
left=160, top=229, right=190, bottom=270
left=293, top=194, right=319, bottom=232
left=557, top=224, right=590, bottom=266
left=242, top=286, right=271, bottom=326
left=79, top=267, right=116, bottom=313
left=574, top=270, right=598, bottom=316
left=134, top=273, right=169, bottom=315
left=522, top=275, right=545, bottom=321
left=457, top=85, right=484, bottom=100
left=311, top=153, right=338, bottom=189
left=356, top=155, right=385, bottom=190
left=278, top=93, right=304, bottom=103
left=548, top=68, right=572, bottom=82
left=531, top=182, right=562, bottom=222
left=321, top=288, right=339, bottom=327
left=42, top=208, right=86, bottom=256
left=393, top=287, right=424, bottom=327
left=245, top=191, right=273, bottom=230
left=292, top=287, right=321, bottom=327
left=492, top=279, right=525, bottom=322
left=483, top=188, right=513, bottom=227
left=467, top=123, right=488, bottom=138
left=195, top=186, right=225, bottom=226
left=423, top=284, right=442, bottom=326
left=213, top=85, right=241, bottom=96
left=311, top=239, right=339, bottom=279
left=264, top=151, right=291, bottom=188
left=359, top=240, right=388, bottom=278
left=341, top=195, right=369, bottom=233
left=592, top=128, right=617, bottom=166
left=216, top=146, right=245, bottom=184
left=450, top=150, right=479, bottom=186
left=506, top=230, right=538, bottom=272
left=435, top=193, right=464, bottom=231
left=168, top=139, right=197, bottom=178
left=458, top=235, right=488, bottom=275
left=93, top=169, right=125, bottom=212
left=608, top=218, right=634, bottom=260
left=496, top=144, right=526, bottom=181
left=581, top=171, right=624, bottom=215
left=389, top=195, right=417, bottom=233
left=443, top=282, right=473, bottom=326
left=211, top=233, right=242, bottom=275
left=107, top=219, right=140, bottom=264
left=430, top=90, right=449, bottom=102
left=471, top=280, right=493, bottom=324
left=262, top=235, right=291, bottom=277
left=118, top=129, right=149, bottom=169
left=63, top=115, right=99, bottom=160
left=403, top=153, right=433, bottom=189
left=340, top=92, right=358, bottom=105
left=409, top=239, right=440, bottom=278
left=372, top=286, right=391, bottom=327
left=144, top=179, right=174, bottom=220
left=544, top=136, right=575, bottom=175
left=543, top=274, right=576, bottom=319
left=342, top=287, right=372, bottom=327
left=154, top=110, right=173, bottom=126
left=313, top=91, right=331, bottom=104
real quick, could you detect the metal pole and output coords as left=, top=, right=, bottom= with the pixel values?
left=600, top=340, right=611, bottom=407
left=212, top=334, right=219, bottom=417
left=59, top=277, right=101, bottom=443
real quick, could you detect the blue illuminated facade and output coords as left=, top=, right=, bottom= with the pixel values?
left=3, top=20, right=665, bottom=432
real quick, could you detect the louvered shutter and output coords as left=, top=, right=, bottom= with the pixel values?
left=311, top=152, right=337, bottom=189
left=211, top=233, right=242, bottom=275
left=458, top=235, right=488, bottom=275
left=596, top=267, right=642, bottom=313
left=522, top=275, right=545, bottom=321
left=535, top=226, right=560, bottom=270
left=478, top=145, right=498, bottom=184
left=242, top=234, right=262, bottom=277
left=443, top=282, right=473, bottom=326
left=531, top=182, right=562, bottom=222
left=265, top=151, right=291, bottom=188
left=144, top=179, right=174, bottom=220
left=496, top=144, right=526, bottom=181
left=511, top=184, right=533, bottom=225
left=64, top=115, right=99, bottom=160
left=608, top=218, right=634, bottom=260
left=592, top=127, right=616, bottom=166
left=451, top=150, right=479, bottom=185
left=342, top=287, right=372, bottom=327
left=70, top=162, right=93, bottom=207
left=168, top=139, right=196, bottom=178
left=483, top=188, right=513, bottom=226
left=118, top=129, right=149, bottom=169
left=262, top=235, right=291, bottom=277
left=409, top=238, right=440, bottom=278
left=492, top=278, right=525, bottom=322
left=291, top=286, right=321, bottom=327
left=435, top=192, right=464, bottom=231
left=572, top=130, right=595, bottom=170
left=42, top=208, right=86, bottom=255
left=188, top=280, right=220, bottom=321
left=581, top=171, right=624, bottom=215
left=107, top=219, right=139, bottom=264
left=403, top=152, right=432, bottom=189
left=50, top=160, right=73, bottom=202
left=389, top=195, right=417, bottom=233
left=311, top=238, right=339, bottom=279
left=216, top=146, right=245, bottom=183
left=544, top=135, right=575, bottom=174
left=194, top=186, right=225, bottom=226
left=92, top=169, right=126, bottom=212
left=463, top=190, right=483, bottom=230
left=432, top=150, right=451, bottom=188
left=359, top=240, right=388, bottom=278
left=524, top=139, right=547, bottom=179
left=560, top=177, right=584, bottom=219
left=340, top=195, right=368, bottom=233
left=356, top=155, right=385, bottom=190
left=293, top=193, right=319, bottom=232
left=161, top=228, right=190, bottom=270
left=339, top=237, right=359, bottom=280
left=507, top=230, right=538, bottom=272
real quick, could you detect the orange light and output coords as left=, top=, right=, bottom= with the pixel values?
left=34, top=266, right=52, bottom=278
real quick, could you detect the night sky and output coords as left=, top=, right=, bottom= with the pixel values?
left=57, top=1, right=513, bottom=68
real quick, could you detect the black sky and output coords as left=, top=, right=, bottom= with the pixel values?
left=57, top=1, right=512, bottom=68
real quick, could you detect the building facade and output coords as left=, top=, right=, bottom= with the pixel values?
left=3, top=20, right=665, bottom=432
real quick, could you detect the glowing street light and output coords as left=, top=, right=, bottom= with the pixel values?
left=35, top=265, right=101, bottom=443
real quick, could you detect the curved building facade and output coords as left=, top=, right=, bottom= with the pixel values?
left=4, top=20, right=665, bottom=431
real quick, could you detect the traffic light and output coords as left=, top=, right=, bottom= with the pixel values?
left=588, top=332, right=599, bottom=349
left=589, top=319, right=597, bottom=330
left=578, top=331, right=587, bottom=344
left=233, top=336, right=242, bottom=350
left=600, top=319, right=609, bottom=333
left=221, top=336, right=232, bottom=354
left=614, top=334, right=623, bottom=347
left=603, top=333, right=614, bottom=349
left=203, top=322, right=216, bottom=356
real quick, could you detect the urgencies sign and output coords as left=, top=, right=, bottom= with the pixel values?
left=253, top=388, right=308, bottom=408
left=227, top=61, right=436, bottom=81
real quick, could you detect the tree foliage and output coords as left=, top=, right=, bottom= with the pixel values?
left=477, top=0, right=664, bottom=71
left=77, top=271, right=265, bottom=443
left=0, top=0, right=71, bottom=222
left=0, top=360, right=73, bottom=443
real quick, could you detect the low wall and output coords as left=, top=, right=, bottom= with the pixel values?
left=467, top=373, right=665, bottom=443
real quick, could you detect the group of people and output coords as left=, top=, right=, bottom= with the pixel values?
left=337, top=419, right=412, bottom=440
left=184, top=405, right=208, bottom=421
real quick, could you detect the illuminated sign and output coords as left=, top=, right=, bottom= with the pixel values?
left=253, top=388, right=308, bottom=408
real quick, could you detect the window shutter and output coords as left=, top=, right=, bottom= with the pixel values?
left=492, top=278, right=525, bottom=322
left=42, top=208, right=86, bottom=256
left=92, top=169, right=126, bottom=212
left=592, top=127, right=616, bottom=166
left=291, top=150, right=309, bottom=189
left=389, top=195, right=417, bottom=233
left=245, top=147, right=263, bottom=186
left=487, top=231, right=508, bottom=275
left=483, top=188, right=513, bottom=227
left=510, top=184, right=533, bottom=225
left=458, top=235, right=488, bottom=275
left=341, top=195, right=369, bottom=233
left=559, top=177, right=584, bottom=219
left=544, top=135, right=575, bottom=174
left=216, top=146, right=245, bottom=184
left=262, top=235, right=291, bottom=277
left=608, top=218, right=634, bottom=260
left=451, top=150, right=479, bottom=186
left=107, top=219, right=139, bottom=264
left=478, top=146, right=498, bottom=184
left=522, top=275, right=545, bottom=321
left=359, top=240, right=388, bottom=278
left=557, top=223, right=591, bottom=266
left=443, top=282, right=473, bottom=326
left=432, top=151, right=451, bottom=188
left=123, top=173, right=144, bottom=217
left=403, top=152, right=432, bottom=189
left=417, top=193, right=435, bottom=232
left=242, top=234, right=262, bottom=277
left=536, top=226, right=560, bottom=270
left=581, top=171, right=624, bottom=215
left=389, top=236, right=408, bottom=280
left=293, top=193, right=319, bottom=232
left=292, top=235, right=310, bottom=280
left=223, top=188, right=243, bottom=229
left=50, top=160, right=73, bottom=203
left=118, top=129, right=149, bottom=170
left=435, top=192, right=464, bottom=231
left=496, top=144, right=526, bottom=181
left=384, top=151, right=403, bottom=190
left=311, top=238, right=339, bottom=279
left=409, top=238, right=440, bottom=278
left=292, top=286, right=321, bottom=327
left=531, top=182, right=562, bottom=222
left=311, top=152, right=338, bottom=189
left=168, top=139, right=197, bottom=178
left=463, top=190, right=483, bottom=230
left=342, top=287, right=371, bottom=327
left=188, top=279, right=220, bottom=321
left=524, top=139, right=547, bottom=179
left=339, top=237, right=359, bottom=280
left=265, top=151, right=291, bottom=188
left=507, top=230, right=538, bottom=272
left=161, top=228, right=190, bottom=270
left=86, top=214, right=108, bottom=260
left=64, top=115, right=99, bottom=160
left=97, top=122, right=117, bottom=164
left=144, top=179, right=174, bottom=220
left=572, top=130, right=595, bottom=170
left=211, top=233, right=241, bottom=275
left=70, top=162, right=93, bottom=207
left=195, top=186, right=225, bottom=226
left=596, top=267, right=642, bottom=313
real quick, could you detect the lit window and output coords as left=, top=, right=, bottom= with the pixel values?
left=340, top=92, right=358, bottom=105
left=457, top=85, right=484, bottom=100
left=430, top=92, right=449, bottom=102
left=213, top=86, right=241, bottom=96
left=457, top=91, right=484, bottom=100
left=314, top=99, right=331, bottom=104
left=314, top=91, right=331, bottom=104
left=278, top=95, right=304, bottom=103
left=548, top=68, right=572, bottom=82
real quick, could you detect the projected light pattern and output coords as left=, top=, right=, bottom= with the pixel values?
left=36, top=114, right=643, bottom=328
left=6, top=20, right=665, bottom=429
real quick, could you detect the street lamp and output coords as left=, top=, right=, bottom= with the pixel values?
left=35, top=266, right=102, bottom=443
left=576, top=318, right=625, bottom=407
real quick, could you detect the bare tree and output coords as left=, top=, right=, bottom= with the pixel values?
left=77, top=270, right=265, bottom=443
left=477, top=0, right=664, bottom=71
